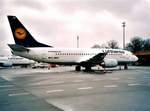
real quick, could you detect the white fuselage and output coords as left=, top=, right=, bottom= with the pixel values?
left=0, top=55, right=35, bottom=67
left=13, top=48, right=138, bottom=66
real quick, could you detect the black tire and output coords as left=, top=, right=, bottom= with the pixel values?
left=75, top=65, right=81, bottom=71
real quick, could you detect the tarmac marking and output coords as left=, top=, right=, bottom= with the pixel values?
left=73, top=80, right=84, bottom=83
left=35, top=82, right=42, bottom=85
left=127, top=77, right=135, bottom=80
left=104, top=85, right=118, bottom=88
left=8, top=92, right=30, bottom=97
left=0, top=85, right=14, bottom=88
left=51, top=81, right=65, bottom=84
left=128, top=83, right=142, bottom=86
left=28, top=82, right=43, bottom=86
left=109, top=78, right=120, bottom=80
left=93, top=78, right=105, bottom=81
left=145, top=71, right=150, bottom=73
left=143, top=77, right=150, bottom=79
left=126, top=81, right=135, bottom=84
left=78, top=87, right=93, bottom=90
left=1, top=76, right=12, bottom=81
left=46, top=90, right=64, bottom=93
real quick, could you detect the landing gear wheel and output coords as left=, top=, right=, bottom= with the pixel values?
left=124, top=64, right=128, bottom=70
left=85, top=66, right=92, bottom=71
left=75, top=65, right=81, bottom=71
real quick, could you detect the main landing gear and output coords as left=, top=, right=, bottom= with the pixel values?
left=85, top=66, right=92, bottom=71
left=124, top=64, right=128, bottom=70
left=75, top=65, right=81, bottom=71
left=119, top=64, right=128, bottom=70
left=75, top=65, right=92, bottom=71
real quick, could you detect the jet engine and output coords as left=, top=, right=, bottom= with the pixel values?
left=101, top=58, right=118, bottom=68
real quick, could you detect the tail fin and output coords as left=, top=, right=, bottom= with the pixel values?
left=7, top=16, right=52, bottom=47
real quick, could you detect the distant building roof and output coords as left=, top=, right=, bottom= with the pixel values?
left=134, top=51, right=150, bottom=56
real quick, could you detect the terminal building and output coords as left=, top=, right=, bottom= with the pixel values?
left=134, top=51, right=150, bottom=65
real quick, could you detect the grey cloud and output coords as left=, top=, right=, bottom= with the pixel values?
left=0, top=0, right=4, bottom=9
left=0, top=0, right=7, bottom=16
left=125, top=1, right=150, bottom=38
left=12, top=0, right=45, bottom=11
left=27, top=18, right=66, bottom=35
left=1, top=0, right=150, bottom=49
left=0, top=26, right=10, bottom=45
left=14, top=16, right=69, bottom=47
left=52, top=0, right=140, bottom=15
left=130, top=2, right=150, bottom=22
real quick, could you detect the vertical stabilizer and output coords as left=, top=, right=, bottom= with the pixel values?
left=8, top=16, right=52, bottom=47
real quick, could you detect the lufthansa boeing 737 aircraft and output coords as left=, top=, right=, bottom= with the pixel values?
left=7, top=16, right=138, bottom=71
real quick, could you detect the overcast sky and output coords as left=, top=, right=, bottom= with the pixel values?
left=1, top=0, right=150, bottom=55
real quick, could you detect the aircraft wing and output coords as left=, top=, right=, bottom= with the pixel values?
left=78, top=52, right=108, bottom=65
left=8, top=44, right=29, bottom=52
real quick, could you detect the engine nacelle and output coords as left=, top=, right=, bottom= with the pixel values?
left=2, top=61, right=13, bottom=67
left=101, top=58, right=118, bottom=68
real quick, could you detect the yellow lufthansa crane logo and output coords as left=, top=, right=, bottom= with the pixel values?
left=15, top=28, right=26, bottom=40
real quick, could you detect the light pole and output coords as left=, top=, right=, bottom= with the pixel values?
left=77, top=36, right=79, bottom=48
left=122, top=22, right=126, bottom=49
left=122, top=22, right=128, bottom=69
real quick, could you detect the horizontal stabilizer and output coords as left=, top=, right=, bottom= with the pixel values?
left=8, top=44, right=29, bottom=52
